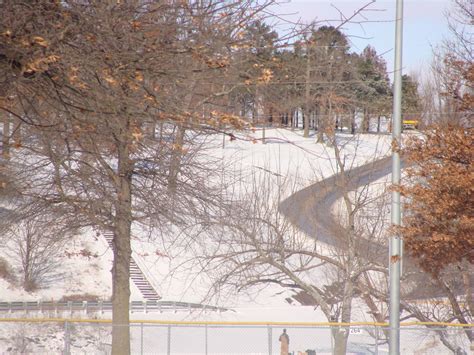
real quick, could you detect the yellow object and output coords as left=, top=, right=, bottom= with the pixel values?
left=403, top=119, right=419, bottom=129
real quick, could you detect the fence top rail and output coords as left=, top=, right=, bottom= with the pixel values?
left=0, top=318, right=472, bottom=328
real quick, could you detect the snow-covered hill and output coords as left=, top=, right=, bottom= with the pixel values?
left=1, top=128, right=392, bottom=308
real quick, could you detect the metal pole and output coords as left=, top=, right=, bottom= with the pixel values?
left=205, top=324, right=208, bottom=355
left=390, top=0, right=404, bottom=354
left=167, top=325, right=171, bottom=355
left=330, top=325, right=334, bottom=354
left=267, top=325, right=272, bottom=355
left=64, top=321, right=70, bottom=355
left=141, top=322, right=144, bottom=355
left=375, top=326, right=379, bottom=355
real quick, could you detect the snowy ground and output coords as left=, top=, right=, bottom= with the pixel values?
left=128, top=128, right=393, bottom=307
left=1, top=128, right=468, bottom=354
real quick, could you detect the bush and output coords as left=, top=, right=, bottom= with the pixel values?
left=59, top=293, right=103, bottom=302
left=0, top=257, right=15, bottom=282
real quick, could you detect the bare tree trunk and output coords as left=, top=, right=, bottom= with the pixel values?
left=262, top=90, right=266, bottom=144
left=333, top=328, right=349, bottom=355
left=12, top=119, right=21, bottom=147
left=112, top=141, right=133, bottom=355
left=462, top=269, right=474, bottom=347
left=2, top=114, right=10, bottom=160
left=167, top=73, right=197, bottom=191
left=22, top=231, right=33, bottom=291
left=159, top=121, right=164, bottom=143
left=332, top=280, right=352, bottom=354
left=325, top=99, right=335, bottom=147
left=147, top=121, right=156, bottom=139
left=252, top=87, right=258, bottom=125
left=168, top=125, right=186, bottom=192
left=360, top=272, right=390, bottom=341
left=304, top=46, right=310, bottom=138
left=351, top=110, right=356, bottom=135
left=362, top=107, right=370, bottom=133
left=436, top=277, right=473, bottom=343
left=316, top=107, right=325, bottom=143
left=462, top=262, right=473, bottom=319
left=331, top=140, right=360, bottom=354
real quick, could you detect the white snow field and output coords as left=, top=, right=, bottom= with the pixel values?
left=0, top=128, right=469, bottom=354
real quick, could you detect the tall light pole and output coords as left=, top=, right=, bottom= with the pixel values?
left=390, top=0, right=404, bottom=354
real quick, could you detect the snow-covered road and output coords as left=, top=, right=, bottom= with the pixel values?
left=279, top=156, right=393, bottom=263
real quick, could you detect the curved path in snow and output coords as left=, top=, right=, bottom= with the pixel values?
left=279, top=156, right=393, bottom=264
left=279, top=156, right=470, bottom=300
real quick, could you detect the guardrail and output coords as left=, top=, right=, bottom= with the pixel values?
left=0, top=300, right=229, bottom=314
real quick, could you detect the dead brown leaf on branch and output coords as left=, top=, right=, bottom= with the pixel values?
left=400, top=125, right=473, bottom=274
left=0, top=1, right=289, bottom=354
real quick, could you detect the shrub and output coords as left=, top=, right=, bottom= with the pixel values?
left=0, top=257, right=15, bottom=282
left=59, top=293, right=103, bottom=302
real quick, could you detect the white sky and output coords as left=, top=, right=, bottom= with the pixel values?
left=271, top=0, right=452, bottom=79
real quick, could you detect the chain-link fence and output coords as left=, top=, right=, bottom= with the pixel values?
left=0, top=319, right=472, bottom=354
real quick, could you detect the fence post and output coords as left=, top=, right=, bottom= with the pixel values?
left=205, top=324, right=208, bottom=355
left=141, top=322, right=144, bottom=355
left=64, top=321, right=70, bottom=355
left=330, top=325, right=334, bottom=354
left=167, top=324, right=171, bottom=355
left=267, top=325, right=272, bottom=355
left=375, top=326, right=379, bottom=355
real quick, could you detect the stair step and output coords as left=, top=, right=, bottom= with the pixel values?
left=102, top=232, right=161, bottom=300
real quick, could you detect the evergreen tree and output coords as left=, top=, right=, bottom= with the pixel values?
left=401, top=74, right=421, bottom=118
left=355, top=46, right=391, bottom=132
left=308, top=26, right=353, bottom=141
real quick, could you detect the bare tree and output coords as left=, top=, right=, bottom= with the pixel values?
left=176, top=134, right=391, bottom=354
left=1, top=211, right=72, bottom=291
left=0, top=1, right=282, bottom=353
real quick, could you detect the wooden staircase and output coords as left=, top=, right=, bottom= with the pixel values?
left=102, top=232, right=161, bottom=301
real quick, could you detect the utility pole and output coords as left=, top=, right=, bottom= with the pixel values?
left=390, top=0, right=404, bottom=354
